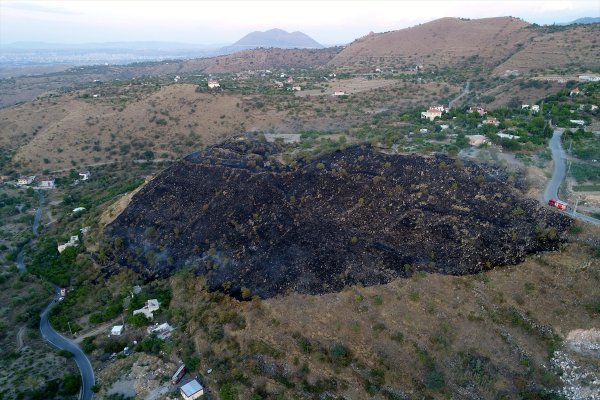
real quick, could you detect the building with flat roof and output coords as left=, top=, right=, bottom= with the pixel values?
left=180, top=379, right=204, bottom=400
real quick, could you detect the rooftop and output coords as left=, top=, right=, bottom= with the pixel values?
left=180, top=379, right=203, bottom=396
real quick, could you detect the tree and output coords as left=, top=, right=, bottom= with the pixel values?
left=127, top=313, right=150, bottom=327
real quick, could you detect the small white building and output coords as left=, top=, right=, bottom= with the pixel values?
left=111, top=325, right=125, bottom=336
left=292, top=86, right=301, bottom=91
left=497, top=132, right=520, bottom=140
left=333, top=91, right=346, bottom=96
left=133, top=299, right=160, bottom=320
left=180, top=379, right=204, bottom=400
left=73, top=207, right=86, bottom=213
left=531, top=105, right=540, bottom=113
left=569, top=120, right=586, bottom=126
left=148, top=322, right=175, bottom=340
left=58, top=235, right=79, bottom=253
left=79, top=171, right=91, bottom=181
left=208, top=79, right=220, bottom=89
left=521, top=104, right=529, bottom=110
left=38, top=177, right=55, bottom=189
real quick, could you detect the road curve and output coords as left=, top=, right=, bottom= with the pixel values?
left=544, top=129, right=600, bottom=226
left=17, top=190, right=95, bottom=399
left=40, top=293, right=95, bottom=400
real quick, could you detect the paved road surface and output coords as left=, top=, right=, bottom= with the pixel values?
left=16, top=190, right=95, bottom=399
left=16, top=190, right=44, bottom=272
left=544, top=129, right=600, bottom=226
left=40, top=292, right=95, bottom=400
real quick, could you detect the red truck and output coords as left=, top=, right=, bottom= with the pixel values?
left=171, top=364, right=186, bottom=385
left=548, top=199, right=568, bottom=210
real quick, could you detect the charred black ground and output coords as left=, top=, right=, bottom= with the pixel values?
left=105, top=138, right=571, bottom=299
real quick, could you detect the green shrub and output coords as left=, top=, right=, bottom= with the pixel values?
left=329, top=343, right=352, bottom=367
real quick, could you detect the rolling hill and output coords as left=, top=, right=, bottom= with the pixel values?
left=328, top=17, right=600, bottom=75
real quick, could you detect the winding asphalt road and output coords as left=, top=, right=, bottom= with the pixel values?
left=16, top=190, right=95, bottom=399
left=40, top=294, right=95, bottom=400
left=544, top=129, right=600, bottom=226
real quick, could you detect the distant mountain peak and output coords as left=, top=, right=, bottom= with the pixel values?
left=220, top=28, right=323, bottom=54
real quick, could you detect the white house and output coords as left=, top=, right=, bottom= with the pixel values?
left=148, top=322, right=175, bottom=340
left=292, top=86, right=301, bottom=91
left=421, top=106, right=445, bottom=121
left=569, top=120, right=585, bottom=126
left=579, top=75, right=600, bottom=82
left=207, top=79, right=220, bottom=89
left=58, top=235, right=79, bottom=253
left=521, top=104, right=529, bottom=110
left=180, top=379, right=204, bottom=400
left=497, top=132, right=520, bottom=140
left=333, top=91, right=346, bottom=96
left=79, top=171, right=91, bottom=181
left=17, top=176, right=35, bottom=185
left=73, top=207, right=86, bottom=213
left=111, top=325, right=125, bottom=336
left=133, top=299, right=160, bottom=320
left=38, top=177, right=55, bottom=189
left=531, top=105, right=540, bottom=113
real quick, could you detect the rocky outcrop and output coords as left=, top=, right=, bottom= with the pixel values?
left=106, top=137, right=572, bottom=299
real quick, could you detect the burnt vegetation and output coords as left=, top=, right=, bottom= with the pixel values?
left=106, top=137, right=571, bottom=299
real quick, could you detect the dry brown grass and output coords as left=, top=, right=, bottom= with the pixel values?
left=0, top=79, right=461, bottom=173
left=329, top=17, right=600, bottom=76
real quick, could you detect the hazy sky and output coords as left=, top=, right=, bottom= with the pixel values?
left=1, top=0, right=599, bottom=46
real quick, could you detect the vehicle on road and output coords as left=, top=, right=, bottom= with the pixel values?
left=548, top=199, right=568, bottom=210
left=171, top=364, right=187, bottom=385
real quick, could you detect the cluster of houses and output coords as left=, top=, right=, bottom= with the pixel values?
left=11, top=170, right=91, bottom=189
left=272, top=75, right=302, bottom=91
left=16, top=175, right=55, bottom=189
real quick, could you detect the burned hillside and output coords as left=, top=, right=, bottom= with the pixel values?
left=106, top=138, right=572, bottom=299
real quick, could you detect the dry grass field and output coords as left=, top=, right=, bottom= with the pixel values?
left=0, top=79, right=461, bottom=172
left=329, top=17, right=600, bottom=76
left=493, top=24, right=600, bottom=75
